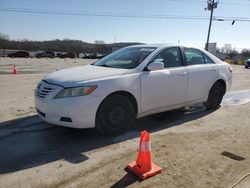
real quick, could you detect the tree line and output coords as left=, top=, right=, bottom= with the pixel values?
left=0, top=33, right=141, bottom=54
left=216, top=44, right=250, bottom=59
left=1, top=33, right=249, bottom=59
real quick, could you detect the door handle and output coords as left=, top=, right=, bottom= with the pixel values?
left=178, top=71, right=187, bottom=76
left=210, top=67, right=216, bottom=72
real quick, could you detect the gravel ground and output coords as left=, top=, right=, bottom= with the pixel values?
left=0, top=58, right=250, bottom=188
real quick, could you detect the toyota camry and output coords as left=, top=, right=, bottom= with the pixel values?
left=35, top=45, right=232, bottom=134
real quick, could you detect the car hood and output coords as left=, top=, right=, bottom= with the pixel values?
left=43, top=65, right=128, bottom=87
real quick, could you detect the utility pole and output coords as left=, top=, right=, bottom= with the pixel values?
left=205, top=0, right=218, bottom=51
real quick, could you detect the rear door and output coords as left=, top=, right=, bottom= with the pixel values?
left=183, top=48, right=218, bottom=102
left=140, top=47, right=188, bottom=112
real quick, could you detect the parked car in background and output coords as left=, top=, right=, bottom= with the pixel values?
left=96, top=53, right=106, bottom=59
left=245, top=59, right=250, bottom=68
left=36, top=51, right=55, bottom=58
left=61, top=52, right=77, bottom=58
left=56, top=53, right=63, bottom=58
left=84, top=53, right=97, bottom=59
left=35, top=44, right=232, bottom=135
left=7, top=51, right=30, bottom=58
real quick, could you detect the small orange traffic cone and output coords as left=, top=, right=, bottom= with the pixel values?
left=127, top=130, right=162, bottom=180
left=12, top=65, right=18, bottom=74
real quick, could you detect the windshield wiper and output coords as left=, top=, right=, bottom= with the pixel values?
left=97, top=64, right=111, bottom=67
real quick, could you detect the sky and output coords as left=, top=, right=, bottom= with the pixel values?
left=0, top=0, right=249, bottom=49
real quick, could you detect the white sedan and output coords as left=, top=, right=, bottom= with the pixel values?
left=35, top=45, right=232, bottom=134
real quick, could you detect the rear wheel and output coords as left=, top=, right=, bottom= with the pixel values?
left=96, top=95, right=135, bottom=135
left=203, top=82, right=225, bottom=109
left=245, top=65, right=249, bottom=69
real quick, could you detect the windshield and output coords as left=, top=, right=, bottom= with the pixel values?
left=93, top=47, right=156, bottom=69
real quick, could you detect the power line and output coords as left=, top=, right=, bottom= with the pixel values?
left=220, top=2, right=250, bottom=6
left=0, top=7, right=210, bottom=20
left=0, top=7, right=250, bottom=22
left=168, top=0, right=250, bottom=6
left=214, top=17, right=250, bottom=22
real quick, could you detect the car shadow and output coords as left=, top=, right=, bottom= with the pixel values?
left=0, top=104, right=216, bottom=174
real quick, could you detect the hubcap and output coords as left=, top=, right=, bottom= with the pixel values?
left=109, top=106, right=126, bottom=125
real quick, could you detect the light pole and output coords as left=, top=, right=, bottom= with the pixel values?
left=205, top=0, right=218, bottom=51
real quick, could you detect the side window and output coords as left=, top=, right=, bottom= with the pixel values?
left=184, top=48, right=205, bottom=65
left=203, top=54, right=215, bottom=64
left=153, top=47, right=182, bottom=68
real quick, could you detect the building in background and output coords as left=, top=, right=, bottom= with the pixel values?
left=94, top=40, right=105, bottom=44
left=206, top=42, right=217, bottom=55
left=206, top=42, right=228, bottom=60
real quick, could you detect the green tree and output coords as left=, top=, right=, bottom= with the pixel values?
left=241, top=49, right=250, bottom=59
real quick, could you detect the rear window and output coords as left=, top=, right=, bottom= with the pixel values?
left=184, top=48, right=214, bottom=65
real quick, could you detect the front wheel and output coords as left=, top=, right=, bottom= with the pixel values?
left=96, top=95, right=135, bottom=135
left=203, top=82, right=225, bottom=109
left=245, top=65, right=249, bottom=69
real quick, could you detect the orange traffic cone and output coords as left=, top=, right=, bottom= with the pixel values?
left=127, top=130, right=162, bottom=180
left=12, top=65, right=18, bottom=74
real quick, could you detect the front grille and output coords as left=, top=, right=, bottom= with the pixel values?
left=35, top=81, right=61, bottom=99
left=35, top=86, right=55, bottom=98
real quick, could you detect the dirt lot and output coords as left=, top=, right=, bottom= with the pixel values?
left=0, top=58, right=250, bottom=188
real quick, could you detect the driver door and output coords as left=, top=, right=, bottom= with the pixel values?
left=140, top=47, right=188, bottom=112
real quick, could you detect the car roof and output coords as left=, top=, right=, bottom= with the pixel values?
left=17, top=50, right=28, bottom=53
left=127, top=44, right=205, bottom=51
left=128, top=44, right=175, bottom=48
left=128, top=44, right=215, bottom=54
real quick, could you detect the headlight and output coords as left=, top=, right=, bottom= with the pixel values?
left=54, top=85, right=97, bottom=99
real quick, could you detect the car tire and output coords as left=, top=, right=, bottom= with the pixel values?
left=203, top=82, right=225, bottom=109
left=245, top=65, right=248, bottom=69
left=96, top=94, right=135, bottom=135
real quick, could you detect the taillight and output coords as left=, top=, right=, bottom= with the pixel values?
left=229, top=66, right=233, bottom=73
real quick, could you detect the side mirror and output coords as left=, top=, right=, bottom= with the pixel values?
left=147, top=61, right=164, bottom=71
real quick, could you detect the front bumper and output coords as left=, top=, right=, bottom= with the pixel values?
left=35, top=95, right=101, bottom=129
